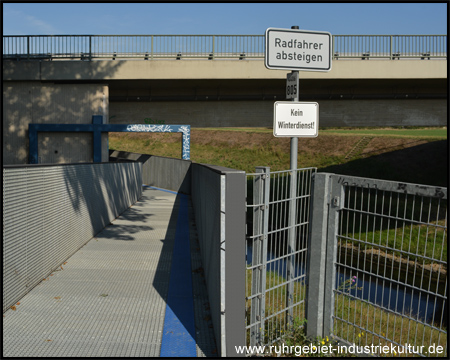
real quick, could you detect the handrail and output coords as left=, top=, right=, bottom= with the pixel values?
left=2, top=34, right=447, bottom=61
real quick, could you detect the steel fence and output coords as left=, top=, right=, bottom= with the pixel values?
left=3, top=34, right=446, bottom=60
left=333, top=35, right=448, bottom=60
left=3, top=162, right=142, bottom=314
left=245, top=166, right=316, bottom=349
left=245, top=170, right=447, bottom=356
left=309, top=173, right=447, bottom=357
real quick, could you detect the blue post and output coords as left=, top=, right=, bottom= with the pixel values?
left=29, top=125, right=39, bottom=164
left=93, top=129, right=102, bottom=162
left=92, top=115, right=103, bottom=125
left=92, top=115, right=103, bottom=162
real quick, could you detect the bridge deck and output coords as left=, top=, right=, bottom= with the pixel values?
left=2, top=187, right=216, bottom=357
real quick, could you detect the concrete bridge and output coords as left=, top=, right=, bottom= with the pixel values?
left=2, top=34, right=447, bottom=165
left=3, top=35, right=448, bottom=356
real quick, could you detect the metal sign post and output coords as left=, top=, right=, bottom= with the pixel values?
left=287, top=26, right=299, bottom=325
left=266, top=23, right=331, bottom=330
left=287, top=69, right=299, bottom=328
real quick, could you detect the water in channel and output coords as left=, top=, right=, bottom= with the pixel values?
left=246, top=242, right=446, bottom=328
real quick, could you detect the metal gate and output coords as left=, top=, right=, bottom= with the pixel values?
left=245, top=166, right=316, bottom=347
left=326, top=174, right=447, bottom=356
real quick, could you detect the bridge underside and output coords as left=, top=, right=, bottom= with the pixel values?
left=3, top=59, right=447, bottom=128
left=105, top=77, right=446, bottom=127
left=2, top=59, right=447, bottom=164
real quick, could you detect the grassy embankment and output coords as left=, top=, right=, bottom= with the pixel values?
left=108, top=127, right=447, bottom=186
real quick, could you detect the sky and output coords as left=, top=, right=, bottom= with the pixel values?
left=2, top=2, right=448, bottom=36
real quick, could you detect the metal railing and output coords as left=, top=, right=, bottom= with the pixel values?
left=245, top=169, right=447, bottom=356
left=333, top=35, right=447, bottom=59
left=245, top=167, right=316, bottom=349
left=2, top=34, right=447, bottom=61
left=309, top=173, right=447, bottom=357
left=3, top=162, right=142, bottom=314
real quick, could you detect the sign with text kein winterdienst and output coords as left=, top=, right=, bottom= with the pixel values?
left=265, top=28, right=332, bottom=71
left=273, top=102, right=319, bottom=137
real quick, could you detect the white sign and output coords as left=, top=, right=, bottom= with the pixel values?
left=273, top=102, right=319, bottom=137
left=286, top=71, right=298, bottom=99
left=265, top=28, right=332, bottom=71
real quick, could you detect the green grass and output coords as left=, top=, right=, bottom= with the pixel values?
left=109, top=132, right=183, bottom=158
left=346, top=219, right=448, bottom=263
left=195, top=126, right=448, bottom=139
left=109, top=126, right=447, bottom=186
left=334, top=291, right=447, bottom=357
left=339, top=190, right=447, bottom=266
left=195, top=127, right=274, bottom=133
left=320, top=127, right=447, bottom=139
left=109, top=135, right=347, bottom=173
left=246, top=269, right=306, bottom=346
left=246, top=269, right=447, bottom=357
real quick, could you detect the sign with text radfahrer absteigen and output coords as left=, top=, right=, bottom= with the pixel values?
left=265, top=28, right=332, bottom=72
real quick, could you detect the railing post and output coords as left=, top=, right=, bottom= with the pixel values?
left=250, top=166, right=270, bottom=346
left=305, top=172, right=331, bottom=339
left=151, top=35, right=153, bottom=60
left=89, top=35, right=92, bottom=61
left=390, top=35, right=393, bottom=60
left=322, top=175, right=343, bottom=337
left=27, top=36, right=30, bottom=60
left=212, top=35, right=215, bottom=59
left=306, top=172, right=343, bottom=339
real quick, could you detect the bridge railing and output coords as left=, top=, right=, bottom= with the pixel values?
left=333, top=35, right=448, bottom=60
left=2, top=34, right=447, bottom=61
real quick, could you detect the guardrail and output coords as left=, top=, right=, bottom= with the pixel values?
left=2, top=34, right=447, bottom=61
left=3, top=162, right=142, bottom=314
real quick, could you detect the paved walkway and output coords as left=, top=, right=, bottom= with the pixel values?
left=3, top=187, right=217, bottom=357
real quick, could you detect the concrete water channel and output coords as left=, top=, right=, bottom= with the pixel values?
left=3, top=187, right=217, bottom=357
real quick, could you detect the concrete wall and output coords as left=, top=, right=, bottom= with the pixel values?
left=2, top=82, right=109, bottom=165
left=109, top=98, right=447, bottom=127
left=3, top=162, right=142, bottom=313
left=3, top=59, right=446, bottom=81
left=109, top=150, right=191, bottom=194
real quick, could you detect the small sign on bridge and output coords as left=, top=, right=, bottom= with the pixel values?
left=286, top=71, right=298, bottom=100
